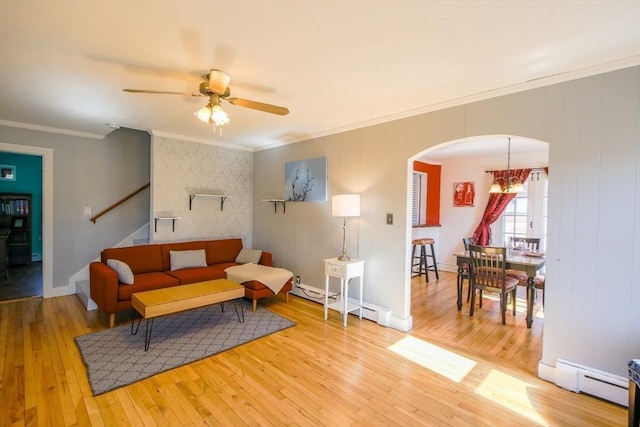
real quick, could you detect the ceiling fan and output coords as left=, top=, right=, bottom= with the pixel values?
left=124, top=69, right=289, bottom=131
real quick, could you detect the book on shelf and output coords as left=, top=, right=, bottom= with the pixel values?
left=1, top=198, right=29, bottom=215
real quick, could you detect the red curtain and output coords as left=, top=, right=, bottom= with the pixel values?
left=472, top=169, right=531, bottom=245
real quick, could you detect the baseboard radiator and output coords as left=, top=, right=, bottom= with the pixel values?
left=555, top=358, right=628, bottom=406
left=290, top=284, right=391, bottom=326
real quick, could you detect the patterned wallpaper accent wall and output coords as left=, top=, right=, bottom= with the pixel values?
left=151, top=135, right=252, bottom=243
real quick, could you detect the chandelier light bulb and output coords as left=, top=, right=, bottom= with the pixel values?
left=488, top=137, right=525, bottom=194
left=509, top=180, right=525, bottom=193
left=489, top=183, right=503, bottom=193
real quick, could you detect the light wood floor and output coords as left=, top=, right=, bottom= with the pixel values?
left=0, top=271, right=626, bottom=426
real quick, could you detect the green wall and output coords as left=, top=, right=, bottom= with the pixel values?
left=0, top=152, right=43, bottom=259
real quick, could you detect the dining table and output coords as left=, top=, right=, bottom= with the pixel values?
left=453, top=250, right=546, bottom=328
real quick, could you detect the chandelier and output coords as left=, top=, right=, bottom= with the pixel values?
left=195, top=94, right=230, bottom=135
left=489, top=137, right=525, bottom=194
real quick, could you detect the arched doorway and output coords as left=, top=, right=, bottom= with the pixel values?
left=405, top=134, right=549, bottom=371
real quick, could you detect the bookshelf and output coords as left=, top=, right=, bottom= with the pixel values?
left=0, top=193, right=32, bottom=265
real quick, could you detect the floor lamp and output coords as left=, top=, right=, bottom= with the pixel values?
left=332, top=194, right=360, bottom=261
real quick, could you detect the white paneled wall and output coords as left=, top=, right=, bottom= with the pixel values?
left=253, top=66, right=640, bottom=381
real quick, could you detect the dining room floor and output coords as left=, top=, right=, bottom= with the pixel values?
left=410, top=270, right=544, bottom=374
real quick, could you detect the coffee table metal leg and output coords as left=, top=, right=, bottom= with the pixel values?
left=232, top=298, right=244, bottom=323
left=131, top=314, right=142, bottom=335
left=144, top=318, right=154, bottom=351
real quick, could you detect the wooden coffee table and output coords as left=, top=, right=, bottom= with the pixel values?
left=131, top=279, right=245, bottom=351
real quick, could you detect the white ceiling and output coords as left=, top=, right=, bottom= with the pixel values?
left=1, top=1, right=639, bottom=152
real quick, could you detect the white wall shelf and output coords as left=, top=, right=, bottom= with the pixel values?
left=189, top=193, right=229, bottom=211
left=262, top=199, right=286, bottom=214
left=153, top=216, right=181, bottom=232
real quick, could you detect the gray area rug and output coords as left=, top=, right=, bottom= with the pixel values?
left=75, top=303, right=295, bottom=395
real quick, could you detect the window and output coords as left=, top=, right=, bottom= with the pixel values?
left=503, top=181, right=529, bottom=242
left=493, top=173, right=548, bottom=250
left=412, top=172, right=427, bottom=226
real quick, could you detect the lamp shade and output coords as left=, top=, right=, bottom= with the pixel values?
left=332, top=194, right=360, bottom=217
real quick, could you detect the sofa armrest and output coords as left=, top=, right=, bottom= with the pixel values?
left=89, top=261, right=120, bottom=314
left=259, top=251, right=272, bottom=267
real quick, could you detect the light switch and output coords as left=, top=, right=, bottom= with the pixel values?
left=83, top=206, right=92, bottom=216
left=386, top=213, right=393, bottom=225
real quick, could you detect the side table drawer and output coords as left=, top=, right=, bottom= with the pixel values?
left=325, top=263, right=346, bottom=277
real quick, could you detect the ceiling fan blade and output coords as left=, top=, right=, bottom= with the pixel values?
left=227, top=98, right=289, bottom=115
left=208, top=69, right=231, bottom=95
left=123, top=88, right=193, bottom=96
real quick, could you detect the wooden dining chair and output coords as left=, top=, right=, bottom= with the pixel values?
left=462, top=237, right=474, bottom=302
left=468, top=244, right=518, bottom=325
left=506, top=237, right=546, bottom=304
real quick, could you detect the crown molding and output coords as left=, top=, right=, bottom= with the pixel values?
left=149, top=130, right=253, bottom=152
left=0, top=120, right=105, bottom=140
left=257, top=56, right=640, bottom=152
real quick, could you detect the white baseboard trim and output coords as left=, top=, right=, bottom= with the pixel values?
left=289, top=284, right=410, bottom=331
left=46, top=284, right=75, bottom=298
left=68, top=264, right=91, bottom=289
left=75, top=280, right=97, bottom=310
left=388, top=313, right=413, bottom=332
left=438, top=264, right=459, bottom=273
left=538, top=359, right=628, bottom=406
left=538, top=360, right=556, bottom=383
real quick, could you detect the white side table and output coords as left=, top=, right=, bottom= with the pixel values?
left=324, top=258, right=365, bottom=327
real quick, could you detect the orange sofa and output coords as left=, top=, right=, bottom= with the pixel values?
left=89, top=238, right=292, bottom=327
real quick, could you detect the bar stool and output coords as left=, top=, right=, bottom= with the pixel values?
left=411, top=238, right=439, bottom=282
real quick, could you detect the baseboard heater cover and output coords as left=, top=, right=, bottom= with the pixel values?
left=290, top=284, right=391, bottom=326
left=555, top=358, right=628, bottom=406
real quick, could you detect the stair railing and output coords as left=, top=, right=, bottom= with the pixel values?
left=90, top=183, right=150, bottom=224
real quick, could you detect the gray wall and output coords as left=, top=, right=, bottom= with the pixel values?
left=0, top=126, right=150, bottom=287
left=252, top=66, right=640, bottom=378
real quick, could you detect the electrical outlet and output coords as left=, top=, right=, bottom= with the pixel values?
left=386, top=213, right=393, bottom=225
left=83, top=206, right=92, bottom=216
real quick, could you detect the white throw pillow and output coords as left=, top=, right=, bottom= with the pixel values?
left=235, top=248, right=263, bottom=264
left=170, top=249, right=207, bottom=271
left=106, top=259, right=134, bottom=285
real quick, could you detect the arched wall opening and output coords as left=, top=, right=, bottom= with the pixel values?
left=404, top=134, right=549, bottom=324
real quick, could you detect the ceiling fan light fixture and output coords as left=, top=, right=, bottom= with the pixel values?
left=211, top=104, right=230, bottom=126
left=195, top=104, right=212, bottom=123
left=209, top=69, right=231, bottom=94
left=125, top=67, right=288, bottom=137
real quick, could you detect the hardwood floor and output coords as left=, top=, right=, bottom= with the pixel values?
left=0, top=271, right=625, bottom=426
left=411, top=270, right=545, bottom=374
left=0, top=261, right=42, bottom=302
